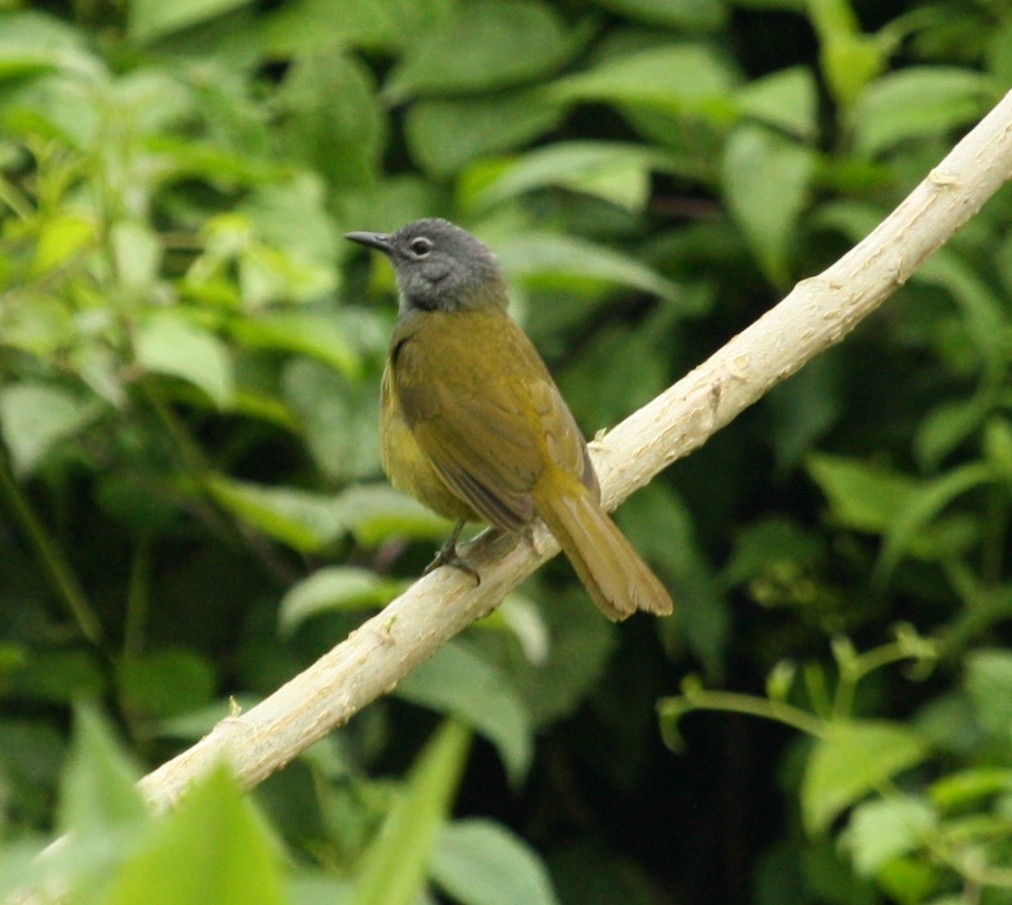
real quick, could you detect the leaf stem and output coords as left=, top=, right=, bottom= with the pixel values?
left=0, top=451, right=103, bottom=644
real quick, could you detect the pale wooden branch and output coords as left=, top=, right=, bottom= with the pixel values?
left=134, top=89, right=1012, bottom=813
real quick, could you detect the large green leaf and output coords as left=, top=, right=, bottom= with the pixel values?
left=552, top=44, right=739, bottom=120
left=57, top=708, right=146, bottom=836
left=135, top=315, right=234, bottom=409
left=0, top=11, right=103, bottom=80
left=843, top=797, right=936, bottom=876
left=432, top=819, right=560, bottom=905
left=279, top=567, right=405, bottom=634
left=207, top=475, right=344, bottom=553
left=964, top=649, right=1012, bottom=744
left=802, top=721, right=928, bottom=835
left=806, top=454, right=917, bottom=534
left=279, top=52, right=384, bottom=188
left=105, top=767, right=288, bottom=905
left=0, top=382, right=100, bottom=476
left=128, top=0, right=256, bottom=44
left=405, top=89, right=563, bottom=177
left=352, top=720, right=471, bottom=905
left=397, top=641, right=533, bottom=783
left=496, top=232, right=681, bottom=302
left=466, top=142, right=686, bottom=214
left=586, top=0, right=726, bottom=31
left=722, top=124, right=814, bottom=285
left=850, top=67, right=995, bottom=156
left=386, top=0, right=579, bottom=100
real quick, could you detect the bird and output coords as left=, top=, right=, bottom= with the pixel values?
left=345, top=218, right=672, bottom=621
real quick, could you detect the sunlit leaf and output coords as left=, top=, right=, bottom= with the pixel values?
left=722, top=124, right=813, bottom=285
left=353, top=721, right=470, bottom=905
left=802, top=721, right=928, bottom=835
left=586, top=0, right=725, bottom=31
left=552, top=44, right=739, bottom=120
left=136, top=315, right=234, bottom=409
left=432, top=819, right=560, bottom=905
left=497, top=232, right=680, bottom=302
left=207, top=475, right=344, bottom=553
left=279, top=567, right=404, bottom=634
left=850, top=67, right=995, bottom=155
left=843, top=797, right=935, bottom=876
left=386, top=0, right=579, bottom=100
left=0, top=382, right=100, bottom=476
left=105, top=767, right=288, bottom=905
left=397, top=642, right=532, bottom=783
left=128, top=0, right=256, bottom=44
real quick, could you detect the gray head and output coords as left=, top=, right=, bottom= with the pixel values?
left=345, top=218, right=507, bottom=314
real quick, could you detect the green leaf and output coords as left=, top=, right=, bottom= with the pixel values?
left=586, top=0, right=726, bottom=31
left=552, top=44, right=739, bottom=120
left=111, top=220, right=162, bottom=293
left=497, top=232, right=681, bottom=302
left=353, top=720, right=471, bottom=905
left=820, top=33, right=886, bottom=109
left=473, top=591, right=615, bottom=728
left=282, top=359, right=379, bottom=483
left=397, top=642, right=532, bottom=783
left=207, top=475, right=344, bottom=553
left=239, top=174, right=340, bottom=304
left=875, top=463, right=994, bottom=582
left=722, top=124, right=813, bottom=285
left=465, top=142, right=683, bottom=214
left=261, top=0, right=453, bottom=55
left=406, top=90, right=563, bottom=178
left=118, top=650, right=217, bottom=720
left=722, top=518, right=824, bottom=588
left=136, top=315, right=234, bottom=409
left=30, top=211, right=95, bottom=275
left=335, top=484, right=452, bottom=547
left=106, top=766, right=288, bottom=905
left=806, top=454, right=917, bottom=534
left=0, top=12, right=103, bottom=80
left=230, top=312, right=362, bottom=377
left=736, top=66, right=818, bottom=140
left=850, top=67, right=995, bottom=156
left=984, top=417, right=1012, bottom=483
left=964, top=649, right=1012, bottom=743
left=929, top=768, right=1012, bottom=811
left=57, top=708, right=147, bottom=836
left=843, top=797, right=935, bottom=876
left=0, top=382, right=99, bottom=476
left=280, top=51, right=383, bottom=188
left=279, top=567, right=404, bottom=634
left=386, top=0, right=578, bottom=100
left=802, top=721, right=928, bottom=835
left=128, top=0, right=256, bottom=44
left=914, top=396, right=991, bottom=470
left=431, top=819, right=560, bottom=905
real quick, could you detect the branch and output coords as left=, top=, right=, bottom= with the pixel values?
left=136, top=89, right=1012, bottom=810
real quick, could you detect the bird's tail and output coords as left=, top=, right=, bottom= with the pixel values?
left=532, top=472, right=673, bottom=621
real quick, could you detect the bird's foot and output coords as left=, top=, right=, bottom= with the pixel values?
left=424, top=519, right=481, bottom=586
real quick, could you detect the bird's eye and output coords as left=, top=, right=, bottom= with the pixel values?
left=409, top=237, right=433, bottom=257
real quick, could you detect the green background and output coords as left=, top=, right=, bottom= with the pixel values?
left=0, top=0, right=1010, bottom=902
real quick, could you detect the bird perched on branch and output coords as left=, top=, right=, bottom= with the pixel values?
left=346, top=218, right=672, bottom=621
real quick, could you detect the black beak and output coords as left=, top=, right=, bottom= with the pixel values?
left=345, top=231, right=394, bottom=254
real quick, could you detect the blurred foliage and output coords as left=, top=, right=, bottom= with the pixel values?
left=0, top=0, right=1010, bottom=902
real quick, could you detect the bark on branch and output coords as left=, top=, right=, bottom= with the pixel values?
left=134, top=88, right=1012, bottom=811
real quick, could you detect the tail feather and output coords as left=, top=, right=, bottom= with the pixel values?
left=532, top=475, right=673, bottom=621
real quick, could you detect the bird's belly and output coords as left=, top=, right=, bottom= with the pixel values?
left=380, top=368, right=478, bottom=523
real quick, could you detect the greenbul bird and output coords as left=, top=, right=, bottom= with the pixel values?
left=346, top=218, right=672, bottom=621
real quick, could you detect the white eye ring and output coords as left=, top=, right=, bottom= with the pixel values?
left=409, top=237, right=433, bottom=257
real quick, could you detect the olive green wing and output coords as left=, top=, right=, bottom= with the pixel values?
left=392, top=314, right=596, bottom=531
